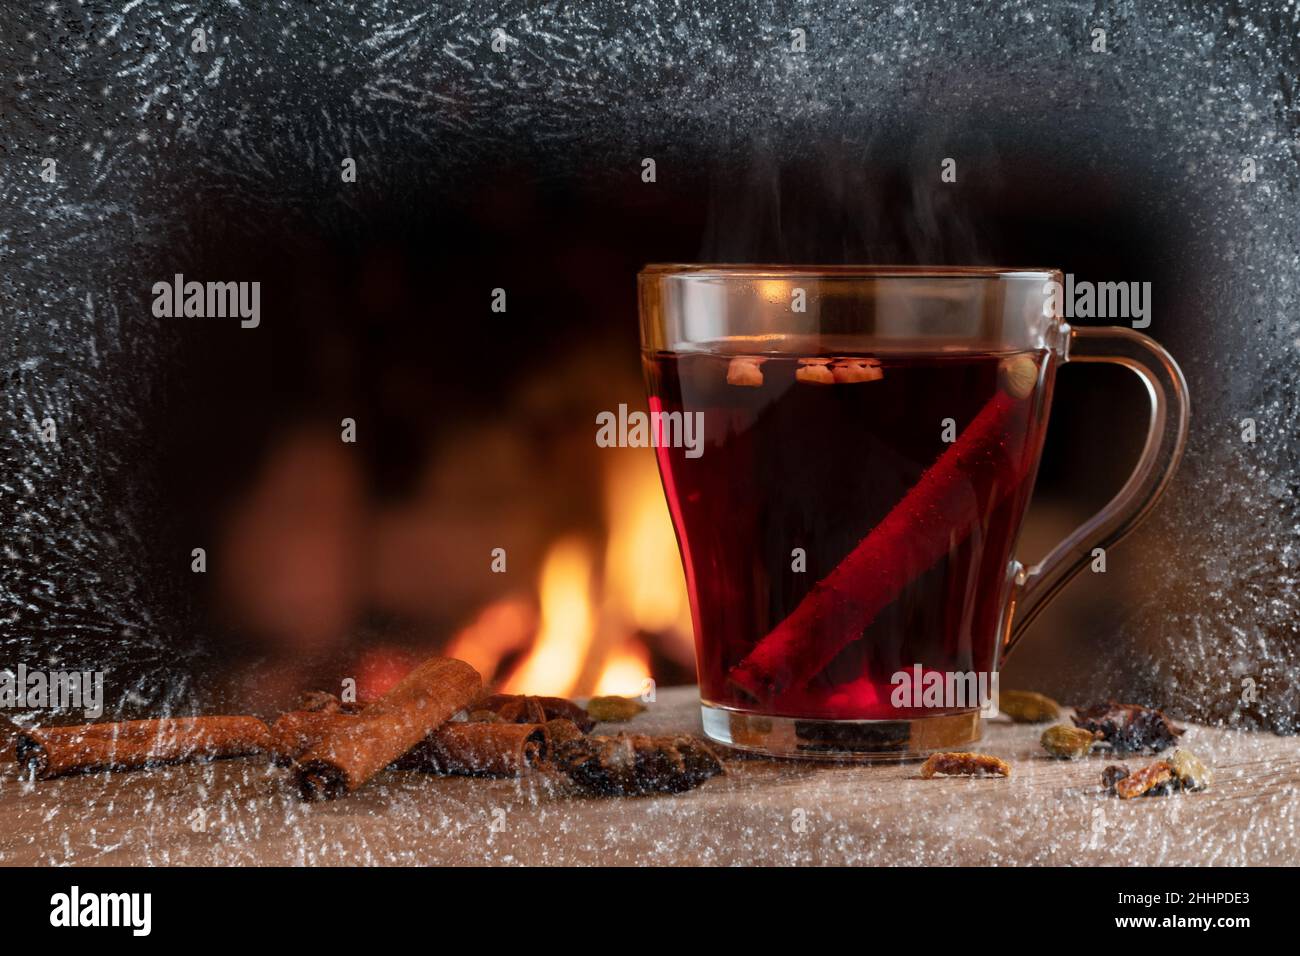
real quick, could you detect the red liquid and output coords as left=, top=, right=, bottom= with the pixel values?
left=645, top=347, right=1054, bottom=720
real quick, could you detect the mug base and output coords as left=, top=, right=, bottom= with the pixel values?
left=700, top=702, right=982, bottom=761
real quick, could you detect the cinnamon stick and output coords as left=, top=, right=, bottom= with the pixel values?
left=15, top=717, right=272, bottom=779
left=475, top=693, right=596, bottom=733
left=273, top=709, right=549, bottom=778
left=729, top=357, right=1040, bottom=701
left=394, top=722, right=547, bottom=777
left=267, top=690, right=371, bottom=765
left=293, top=657, right=481, bottom=800
left=269, top=709, right=352, bottom=766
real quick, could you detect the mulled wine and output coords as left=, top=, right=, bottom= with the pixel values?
left=645, top=344, right=1054, bottom=722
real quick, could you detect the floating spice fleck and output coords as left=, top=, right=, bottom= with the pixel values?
left=1001, top=690, right=1061, bottom=723
left=795, top=359, right=834, bottom=384
left=1040, top=724, right=1100, bottom=759
left=1072, top=702, right=1184, bottom=753
left=585, top=695, right=646, bottom=723
left=918, top=751, right=1011, bottom=778
left=554, top=733, right=723, bottom=796
left=830, top=358, right=883, bottom=383
left=726, top=357, right=765, bottom=387
left=1000, top=355, right=1040, bottom=399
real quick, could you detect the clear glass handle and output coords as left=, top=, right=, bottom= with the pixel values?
left=1002, top=326, right=1190, bottom=659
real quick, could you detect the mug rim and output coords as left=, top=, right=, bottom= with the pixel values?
left=641, top=263, right=1061, bottom=280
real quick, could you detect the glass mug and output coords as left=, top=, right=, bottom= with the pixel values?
left=639, top=265, right=1188, bottom=759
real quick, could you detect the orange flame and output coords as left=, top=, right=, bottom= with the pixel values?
left=592, top=642, right=652, bottom=697
left=499, top=537, right=596, bottom=697
left=491, top=450, right=692, bottom=697
left=442, top=597, right=537, bottom=683
left=602, top=450, right=693, bottom=654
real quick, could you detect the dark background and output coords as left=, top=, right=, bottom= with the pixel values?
left=1, top=1, right=1296, bottom=729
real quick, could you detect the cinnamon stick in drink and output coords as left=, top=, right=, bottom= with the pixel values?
left=15, top=716, right=273, bottom=779
left=294, top=657, right=481, bottom=800
left=729, top=357, right=1040, bottom=701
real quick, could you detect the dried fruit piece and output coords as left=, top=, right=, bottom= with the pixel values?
left=1072, top=702, right=1184, bottom=754
left=1101, top=765, right=1130, bottom=790
left=726, top=357, right=765, bottom=387
left=1169, top=748, right=1213, bottom=792
left=554, top=733, right=723, bottom=796
left=1103, top=751, right=1212, bottom=798
left=585, top=695, right=646, bottom=723
left=1041, top=724, right=1100, bottom=759
left=918, top=751, right=1011, bottom=778
left=830, top=359, right=883, bottom=384
left=1113, top=760, right=1174, bottom=799
left=1000, top=689, right=1061, bottom=723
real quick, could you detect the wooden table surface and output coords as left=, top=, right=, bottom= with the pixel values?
left=1, top=687, right=1296, bottom=866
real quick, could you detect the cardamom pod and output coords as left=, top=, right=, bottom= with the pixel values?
left=1169, top=748, right=1212, bottom=791
left=999, top=690, right=1061, bottom=723
left=585, top=695, right=646, bottom=723
left=1040, top=724, right=1099, bottom=759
